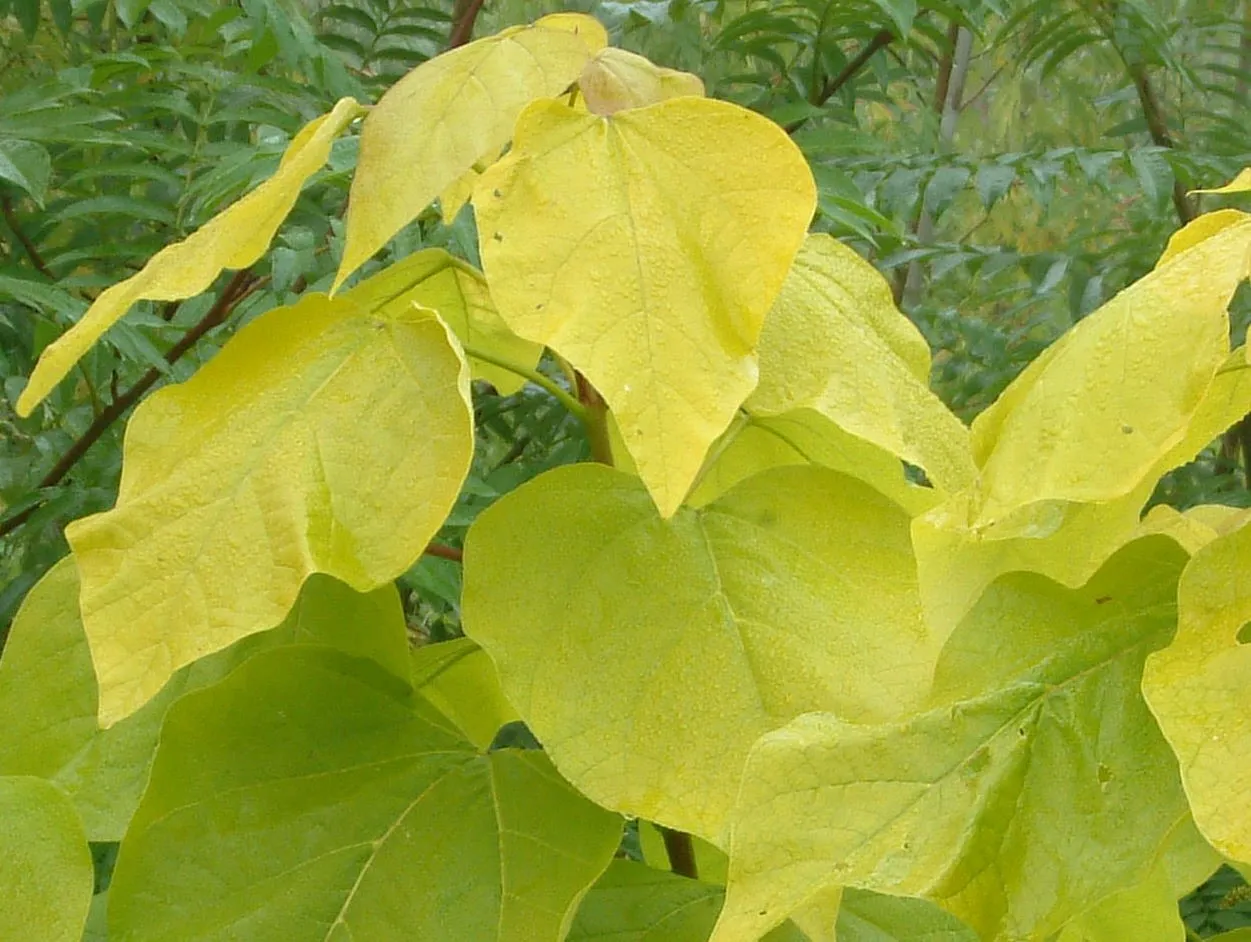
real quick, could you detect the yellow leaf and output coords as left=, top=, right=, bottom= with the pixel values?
left=916, top=346, right=1251, bottom=634
left=745, top=233, right=975, bottom=496
left=577, top=47, right=704, bottom=116
left=68, top=294, right=473, bottom=725
left=336, top=14, right=606, bottom=288
left=1142, top=518, right=1251, bottom=860
left=342, top=248, right=542, bottom=393
left=1193, top=167, right=1251, bottom=195
left=969, top=211, right=1251, bottom=530
left=463, top=463, right=938, bottom=842
left=16, top=98, right=364, bottom=417
left=1159, top=209, right=1248, bottom=265
left=474, top=98, right=816, bottom=516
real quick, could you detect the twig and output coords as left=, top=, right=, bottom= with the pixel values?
left=423, top=543, right=463, bottom=562
left=0, top=269, right=255, bottom=539
left=1, top=195, right=54, bottom=279
left=659, top=826, right=698, bottom=880
left=786, top=29, right=894, bottom=134
left=1127, top=63, right=1196, bottom=225
left=461, top=345, right=589, bottom=423
left=574, top=373, right=614, bottom=466
left=448, top=0, right=486, bottom=48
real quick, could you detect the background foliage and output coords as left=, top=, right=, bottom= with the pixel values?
left=1, top=0, right=1249, bottom=934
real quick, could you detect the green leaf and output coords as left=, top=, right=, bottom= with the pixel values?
left=0, top=138, right=51, bottom=204
left=714, top=536, right=1191, bottom=941
left=0, top=776, right=93, bottom=942
left=342, top=248, right=542, bottom=395
left=0, top=558, right=412, bottom=839
left=568, top=859, right=808, bottom=941
left=336, top=14, right=607, bottom=287
left=474, top=97, right=816, bottom=516
left=13, top=0, right=39, bottom=37
left=109, top=647, right=622, bottom=941
left=410, top=637, right=520, bottom=750
left=463, top=463, right=939, bottom=843
left=66, top=293, right=472, bottom=725
left=16, top=98, right=365, bottom=416
left=835, top=890, right=976, bottom=941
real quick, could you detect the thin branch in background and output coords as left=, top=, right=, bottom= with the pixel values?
left=448, top=0, right=486, bottom=49
left=423, top=543, right=464, bottom=563
left=1127, top=64, right=1195, bottom=225
left=0, top=269, right=257, bottom=540
left=659, top=826, right=698, bottom=880
left=786, top=29, right=895, bottom=134
left=1, top=195, right=54, bottom=279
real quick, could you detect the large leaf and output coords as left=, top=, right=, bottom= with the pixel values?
left=835, top=890, right=976, bottom=941
left=474, top=97, right=816, bottom=516
left=915, top=346, right=1251, bottom=634
left=967, top=211, right=1251, bottom=530
left=567, top=860, right=807, bottom=941
left=463, top=463, right=937, bottom=842
left=67, top=293, right=472, bottom=725
left=0, top=558, right=411, bottom=840
left=577, top=47, right=704, bottom=116
left=16, top=98, right=364, bottom=416
left=714, top=536, right=1191, bottom=941
left=342, top=248, right=542, bottom=394
left=0, top=776, right=92, bottom=942
left=1143, top=519, right=1251, bottom=861
left=109, top=647, right=622, bottom=941
left=335, top=14, right=606, bottom=287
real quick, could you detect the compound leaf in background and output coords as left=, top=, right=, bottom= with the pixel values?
left=475, top=97, right=815, bottom=516
left=0, top=776, right=92, bottom=942
left=577, top=47, right=705, bottom=116
left=0, top=557, right=410, bottom=840
left=336, top=14, right=607, bottom=287
left=67, top=293, right=472, bottom=725
left=463, top=462, right=937, bottom=843
left=16, top=98, right=364, bottom=416
left=0, top=137, right=51, bottom=203
left=714, top=536, right=1191, bottom=942
left=343, top=248, right=542, bottom=394
left=109, top=647, right=622, bottom=941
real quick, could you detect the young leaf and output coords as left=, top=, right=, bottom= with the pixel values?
left=342, top=248, right=542, bottom=394
left=463, top=463, right=939, bottom=842
left=474, top=98, right=816, bottom=516
left=0, top=558, right=411, bottom=840
left=714, top=536, right=1192, bottom=941
left=16, top=98, right=365, bottom=416
left=1142, top=518, right=1251, bottom=862
left=67, top=294, right=473, bottom=726
left=0, top=776, right=93, bottom=942
left=336, top=14, right=607, bottom=287
left=577, top=47, right=705, bottom=116
left=108, top=647, right=622, bottom=941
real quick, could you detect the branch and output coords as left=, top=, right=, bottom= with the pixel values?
left=448, top=0, right=486, bottom=48
left=786, top=29, right=894, bottom=134
left=1, top=194, right=54, bottom=279
left=0, top=269, right=256, bottom=539
left=423, top=542, right=463, bottom=563
left=575, top=373, right=614, bottom=466
left=1127, top=63, right=1196, bottom=225
left=659, top=826, right=698, bottom=879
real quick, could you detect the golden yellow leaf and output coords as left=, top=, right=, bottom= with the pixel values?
left=16, top=98, right=364, bottom=417
left=68, top=294, right=473, bottom=725
left=1193, top=167, right=1251, bottom=195
left=577, top=47, right=704, bottom=116
left=335, top=14, right=606, bottom=288
left=342, top=248, right=541, bottom=393
left=1158, top=209, right=1248, bottom=265
left=475, top=98, right=816, bottom=516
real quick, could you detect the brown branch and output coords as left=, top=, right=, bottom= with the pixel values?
left=448, top=0, right=486, bottom=49
left=1127, top=64, right=1195, bottom=225
left=786, top=29, right=894, bottom=134
left=423, top=542, right=463, bottom=563
left=0, top=269, right=256, bottom=539
left=574, top=373, right=614, bottom=466
left=659, top=826, right=698, bottom=880
left=1, top=195, right=54, bottom=279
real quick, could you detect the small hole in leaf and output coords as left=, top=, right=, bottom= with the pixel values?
left=493, top=232, right=503, bottom=242
left=1018, top=727, right=1027, bottom=737
left=1097, top=763, right=1112, bottom=786
left=1121, top=424, right=1134, bottom=434
left=1236, top=622, right=1251, bottom=644
left=493, top=189, right=502, bottom=198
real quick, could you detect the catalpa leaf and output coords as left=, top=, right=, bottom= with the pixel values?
left=342, top=247, right=542, bottom=394
left=577, top=47, right=705, bottom=116
left=968, top=211, right=1251, bottom=530
left=16, top=98, right=364, bottom=416
left=474, top=98, right=816, bottom=516
left=714, top=537, right=1191, bottom=942
left=835, top=890, right=976, bottom=941
left=1143, top=518, right=1251, bottom=861
left=409, top=637, right=520, bottom=751
left=336, top=14, right=606, bottom=287
left=108, top=647, right=622, bottom=941
left=0, top=776, right=92, bottom=942
left=463, top=463, right=937, bottom=842
left=67, top=293, right=472, bottom=725
left=0, top=558, right=411, bottom=839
